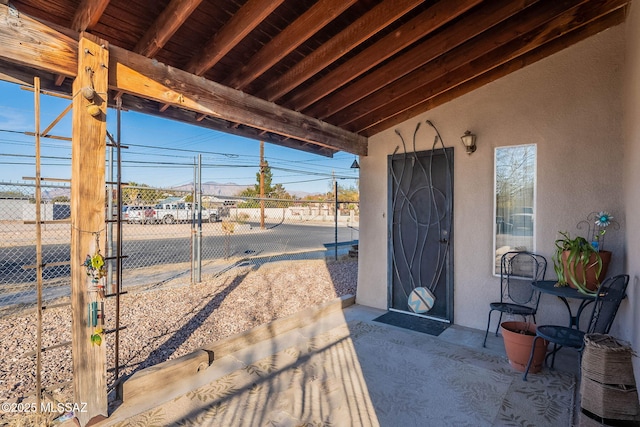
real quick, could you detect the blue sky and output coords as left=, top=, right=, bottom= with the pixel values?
left=0, top=80, right=359, bottom=195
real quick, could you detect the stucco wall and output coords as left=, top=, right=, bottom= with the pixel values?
left=623, top=0, right=640, bottom=381
left=358, top=24, right=626, bottom=331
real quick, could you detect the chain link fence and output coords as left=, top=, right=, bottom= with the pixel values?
left=0, top=182, right=72, bottom=316
left=0, top=182, right=359, bottom=316
left=0, top=181, right=358, bottom=421
left=114, top=185, right=359, bottom=292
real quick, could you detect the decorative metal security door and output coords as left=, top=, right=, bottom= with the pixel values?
left=389, top=123, right=453, bottom=322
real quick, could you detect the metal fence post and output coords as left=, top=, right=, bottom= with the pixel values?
left=196, top=154, right=202, bottom=283
left=334, top=181, right=338, bottom=260
left=191, top=157, right=196, bottom=285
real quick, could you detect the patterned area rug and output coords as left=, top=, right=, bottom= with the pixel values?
left=111, top=321, right=575, bottom=427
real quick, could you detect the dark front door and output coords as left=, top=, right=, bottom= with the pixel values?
left=389, top=146, right=454, bottom=322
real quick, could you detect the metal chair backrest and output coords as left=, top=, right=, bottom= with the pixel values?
left=501, top=251, right=547, bottom=305
left=586, top=274, right=630, bottom=335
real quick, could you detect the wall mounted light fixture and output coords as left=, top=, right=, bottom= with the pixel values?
left=460, top=131, right=477, bottom=155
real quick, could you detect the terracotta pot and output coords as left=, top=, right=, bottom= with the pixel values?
left=562, top=250, right=611, bottom=291
left=501, top=321, right=548, bottom=373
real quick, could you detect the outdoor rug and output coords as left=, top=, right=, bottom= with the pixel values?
left=109, top=321, right=576, bottom=427
left=373, top=310, right=450, bottom=336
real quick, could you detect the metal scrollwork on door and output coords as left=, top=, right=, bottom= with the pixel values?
left=389, top=121, right=453, bottom=319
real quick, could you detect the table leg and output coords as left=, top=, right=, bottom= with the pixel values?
left=555, top=296, right=576, bottom=328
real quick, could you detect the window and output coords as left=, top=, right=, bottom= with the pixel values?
left=493, top=144, right=536, bottom=275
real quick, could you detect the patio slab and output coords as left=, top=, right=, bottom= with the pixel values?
left=95, top=304, right=582, bottom=427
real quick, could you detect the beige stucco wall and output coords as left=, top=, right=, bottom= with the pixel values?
left=622, top=0, right=640, bottom=380
left=358, top=22, right=627, bottom=331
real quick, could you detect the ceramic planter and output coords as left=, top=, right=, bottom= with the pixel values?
left=501, top=321, right=548, bottom=373
left=561, top=250, right=611, bottom=291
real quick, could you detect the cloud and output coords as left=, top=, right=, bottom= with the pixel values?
left=0, top=108, right=31, bottom=132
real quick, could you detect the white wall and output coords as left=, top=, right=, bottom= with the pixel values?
left=358, top=23, right=627, bottom=330
left=622, top=0, right=640, bottom=380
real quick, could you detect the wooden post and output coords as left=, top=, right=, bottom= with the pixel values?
left=70, top=33, right=108, bottom=425
left=34, top=77, right=43, bottom=413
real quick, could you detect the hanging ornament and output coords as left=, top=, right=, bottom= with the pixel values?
left=91, top=328, right=103, bottom=346
left=85, top=232, right=107, bottom=343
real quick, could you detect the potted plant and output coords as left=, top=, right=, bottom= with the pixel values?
left=552, top=211, right=615, bottom=294
left=501, top=321, right=548, bottom=373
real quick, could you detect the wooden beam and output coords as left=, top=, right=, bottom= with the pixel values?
left=0, top=5, right=363, bottom=155
left=284, top=0, right=482, bottom=112
left=223, top=0, right=358, bottom=90
left=305, top=0, right=539, bottom=120
left=0, top=4, right=77, bottom=78
left=337, top=0, right=594, bottom=129
left=71, top=0, right=110, bottom=31
left=117, top=0, right=202, bottom=102
left=134, top=0, right=203, bottom=58
left=109, top=45, right=367, bottom=155
left=361, top=5, right=628, bottom=136
left=0, top=60, right=72, bottom=93
left=61, top=0, right=109, bottom=87
left=118, top=95, right=338, bottom=157
left=157, top=0, right=280, bottom=111
left=70, top=33, right=108, bottom=425
left=256, top=0, right=424, bottom=102
left=184, top=0, right=283, bottom=76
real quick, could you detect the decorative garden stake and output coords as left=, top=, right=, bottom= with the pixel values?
left=577, top=211, right=619, bottom=252
left=85, top=232, right=106, bottom=345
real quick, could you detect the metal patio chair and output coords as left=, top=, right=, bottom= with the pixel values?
left=482, top=251, right=547, bottom=347
left=523, top=274, right=630, bottom=380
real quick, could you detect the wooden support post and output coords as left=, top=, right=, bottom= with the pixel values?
left=34, top=77, right=43, bottom=414
left=70, top=33, right=108, bottom=425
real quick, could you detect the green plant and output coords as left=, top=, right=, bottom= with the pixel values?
left=552, top=231, right=602, bottom=294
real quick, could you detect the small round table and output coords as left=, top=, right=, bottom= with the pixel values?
left=532, top=280, right=596, bottom=330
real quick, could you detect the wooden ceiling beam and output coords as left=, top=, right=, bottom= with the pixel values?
left=364, top=8, right=626, bottom=137
left=71, top=0, right=110, bottom=31
left=335, top=0, right=593, bottom=129
left=360, top=1, right=628, bottom=136
left=184, top=0, right=284, bottom=76
left=256, top=0, right=423, bottom=102
left=134, top=0, right=203, bottom=58
left=109, top=45, right=367, bottom=155
left=160, top=0, right=281, bottom=114
left=306, top=0, right=539, bottom=120
left=0, top=60, right=68, bottom=90
left=123, top=0, right=202, bottom=103
left=283, top=0, right=482, bottom=112
left=118, top=95, right=338, bottom=157
left=55, top=0, right=106, bottom=86
left=0, top=4, right=365, bottom=155
left=223, top=0, right=358, bottom=91
left=0, top=4, right=77, bottom=77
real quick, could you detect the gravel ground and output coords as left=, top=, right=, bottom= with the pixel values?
left=0, top=257, right=357, bottom=426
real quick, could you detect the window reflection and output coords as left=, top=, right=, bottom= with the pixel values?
left=494, top=145, right=536, bottom=275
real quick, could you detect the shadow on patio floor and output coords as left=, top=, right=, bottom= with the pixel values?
left=95, top=304, right=582, bottom=427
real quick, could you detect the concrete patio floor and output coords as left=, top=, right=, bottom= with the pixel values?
left=94, top=303, right=585, bottom=427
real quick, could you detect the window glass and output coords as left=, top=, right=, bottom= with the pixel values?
left=494, top=144, right=536, bottom=275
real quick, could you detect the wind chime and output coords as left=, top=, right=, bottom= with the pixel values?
left=84, top=232, right=106, bottom=345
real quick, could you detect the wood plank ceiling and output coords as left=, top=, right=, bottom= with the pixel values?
left=0, top=0, right=630, bottom=157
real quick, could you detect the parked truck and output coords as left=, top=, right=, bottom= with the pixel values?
left=153, top=202, right=218, bottom=224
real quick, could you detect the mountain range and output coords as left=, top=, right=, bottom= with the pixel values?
left=171, top=181, right=315, bottom=198
left=171, top=181, right=251, bottom=197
